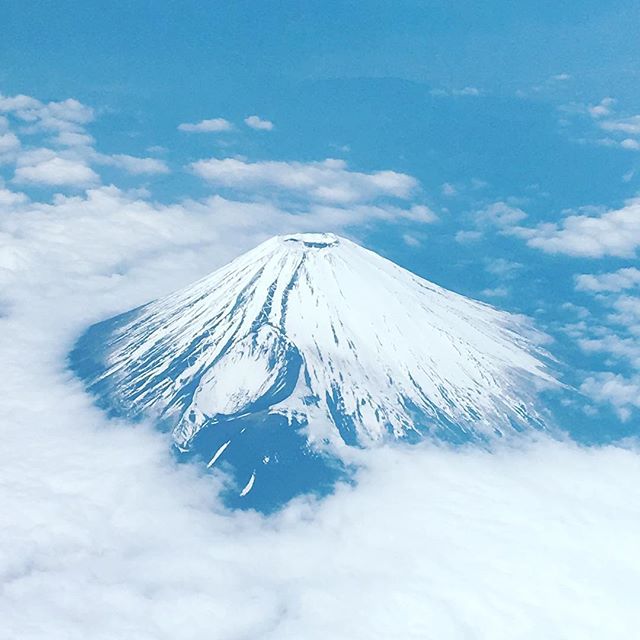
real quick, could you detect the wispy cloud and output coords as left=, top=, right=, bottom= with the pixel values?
left=98, top=153, right=169, bottom=175
left=178, top=118, right=233, bottom=133
left=191, top=157, right=419, bottom=204
left=244, top=115, right=274, bottom=130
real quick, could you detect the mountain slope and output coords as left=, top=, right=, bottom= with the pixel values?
left=71, top=233, right=555, bottom=508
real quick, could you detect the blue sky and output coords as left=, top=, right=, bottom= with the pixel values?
left=3, top=3, right=640, bottom=637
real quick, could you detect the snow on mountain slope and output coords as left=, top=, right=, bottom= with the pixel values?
left=70, top=233, right=556, bottom=507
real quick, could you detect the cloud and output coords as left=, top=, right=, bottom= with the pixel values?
left=600, top=115, right=640, bottom=135
left=245, top=115, right=274, bottom=131
left=178, top=118, right=233, bottom=133
left=454, top=202, right=527, bottom=244
left=581, top=373, right=640, bottom=421
left=307, top=202, right=437, bottom=227
left=455, top=229, right=483, bottom=243
left=476, top=201, right=528, bottom=227
left=575, top=268, right=640, bottom=293
left=578, top=332, right=640, bottom=368
left=430, top=86, right=483, bottom=97
left=588, top=97, right=615, bottom=119
left=441, top=182, right=457, bottom=196
left=515, top=198, right=640, bottom=258
left=402, top=233, right=421, bottom=247
left=52, top=131, right=96, bottom=147
left=0, top=187, right=27, bottom=206
left=485, top=258, right=522, bottom=279
left=0, top=93, right=42, bottom=112
left=0, top=185, right=436, bottom=299
left=0, top=93, right=94, bottom=133
left=481, top=286, right=509, bottom=298
left=14, top=153, right=99, bottom=187
left=99, top=154, right=170, bottom=175
left=191, top=157, right=418, bottom=204
left=569, top=269, right=640, bottom=419
left=620, top=138, right=640, bottom=150
left=558, top=98, right=640, bottom=152
left=0, top=131, right=20, bottom=155
left=0, top=91, right=173, bottom=184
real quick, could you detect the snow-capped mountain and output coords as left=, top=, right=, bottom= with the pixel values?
left=71, top=233, right=555, bottom=509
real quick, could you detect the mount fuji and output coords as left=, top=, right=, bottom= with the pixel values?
left=70, top=233, right=556, bottom=510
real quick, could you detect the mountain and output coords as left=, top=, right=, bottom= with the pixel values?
left=70, top=233, right=555, bottom=510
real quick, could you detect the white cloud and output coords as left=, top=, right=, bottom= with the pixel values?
left=0, top=186, right=435, bottom=297
left=402, top=233, right=421, bottom=247
left=609, top=296, right=640, bottom=332
left=455, top=229, right=483, bottom=243
left=485, top=258, right=522, bottom=279
left=578, top=332, right=640, bottom=368
left=14, top=154, right=99, bottom=187
left=516, top=198, right=640, bottom=258
left=99, top=153, right=170, bottom=175
left=0, top=187, right=27, bottom=206
left=581, top=373, right=640, bottom=421
left=575, top=268, right=640, bottom=293
left=44, top=97, right=94, bottom=124
left=620, top=138, right=640, bottom=150
left=570, top=269, right=640, bottom=418
left=600, top=115, right=640, bottom=135
left=431, top=86, right=483, bottom=97
left=307, top=202, right=437, bottom=227
left=0, top=93, right=94, bottom=133
left=557, top=98, right=640, bottom=153
left=191, top=157, right=418, bottom=204
left=476, top=201, right=528, bottom=227
left=481, top=286, right=509, bottom=298
left=456, top=86, right=481, bottom=96
left=0, top=131, right=20, bottom=154
left=588, top=97, right=615, bottom=118
left=178, top=118, right=232, bottom=133
left=52, top=131, right=96, bottom=147
left=441, top=182, right=457, bottom=196
left=245, top=115, right=274, bottom=131
left=0, top=93, right=42, bottom=112
left=455, top=202, right=528, bottom=244
left=0, top=92, right=170, bottom=183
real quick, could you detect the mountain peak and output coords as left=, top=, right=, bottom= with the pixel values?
left=71, top=234, right=556, bottom=508
left=279, top=232, right=340, bottom=248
